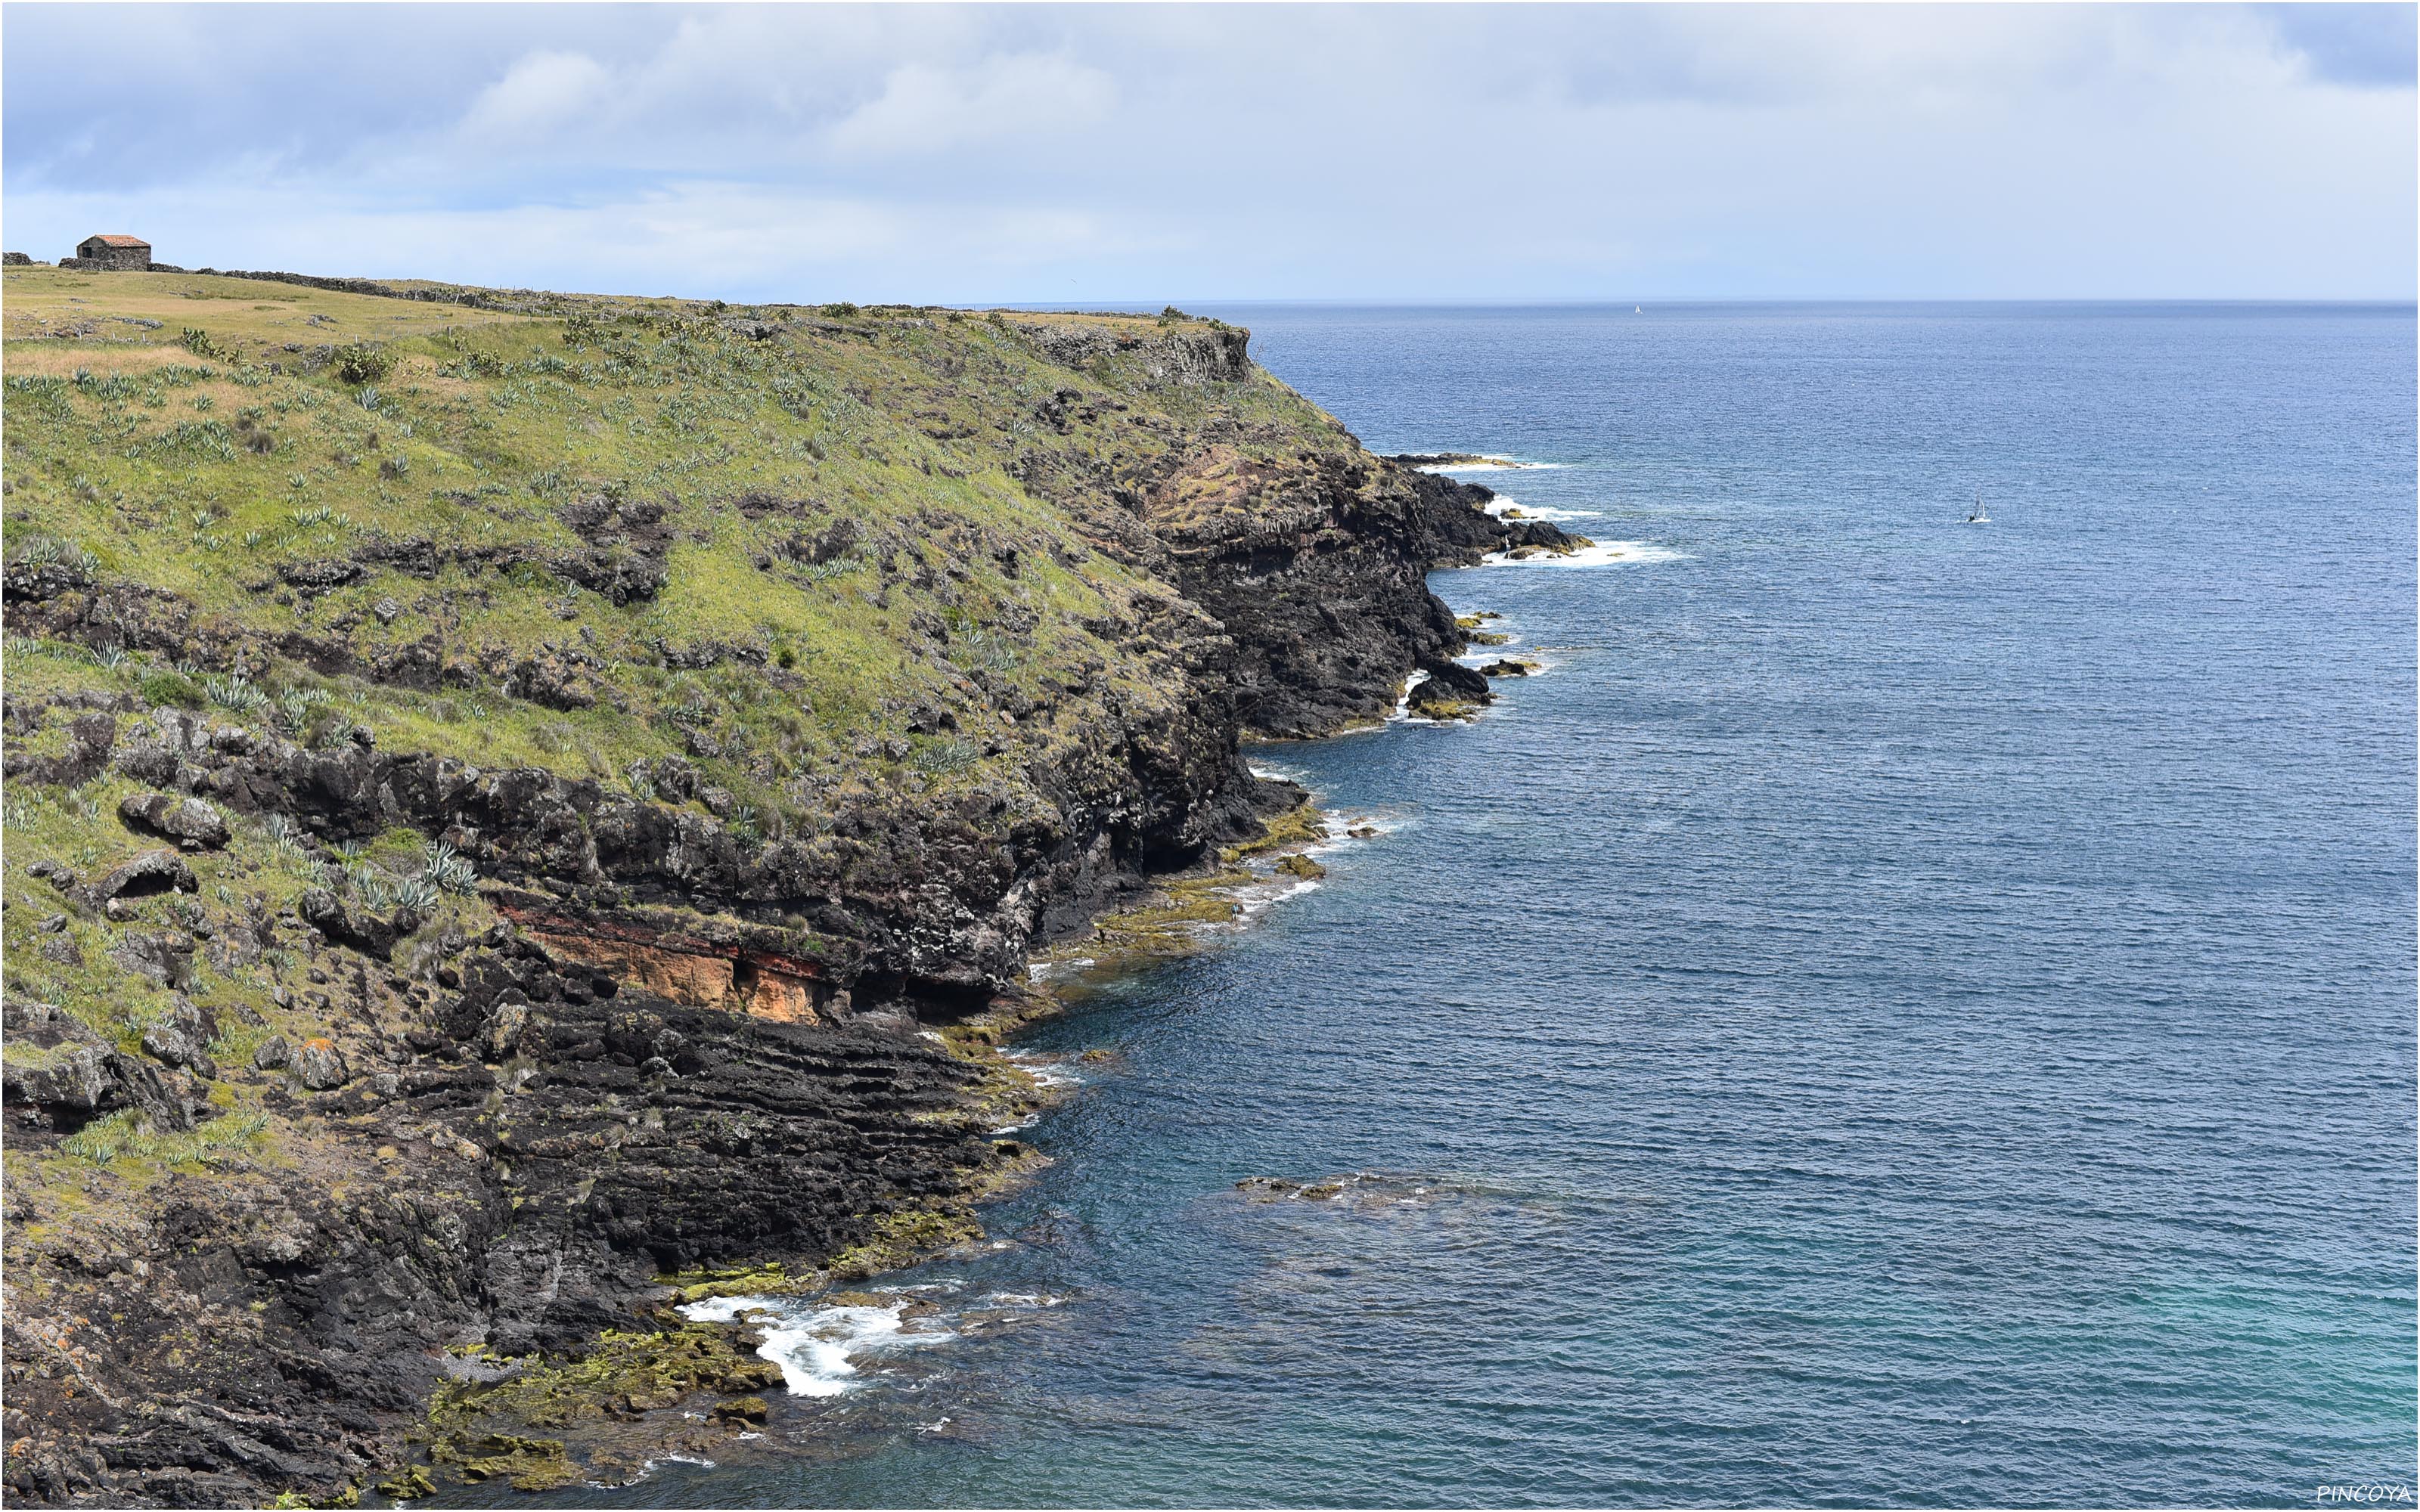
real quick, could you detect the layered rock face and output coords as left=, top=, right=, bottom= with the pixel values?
left=0, top=273, right=1571, bottom=1505
left=5, top=937, right=997, bottom=1506
left=1150, top=455, right=1568, bottom=736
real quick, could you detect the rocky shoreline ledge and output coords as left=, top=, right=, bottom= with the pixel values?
left=1392, top=451, right=1541, bottom=472
left=0, top=266, right=1575, bottom=1505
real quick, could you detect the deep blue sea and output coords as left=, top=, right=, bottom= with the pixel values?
left=501, top=304, right=2418, bottom=1507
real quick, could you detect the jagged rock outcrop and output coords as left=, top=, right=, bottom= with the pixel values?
left=1149, top=453, right=1570, bottom=735
left=3, top=997, right=191, bottom=1136
left=1014, top=319, right=1252, bottom=388
left=117, top=792, right=230, bottom=851
left=1, top=278, right=1573, bottom=1507
left=1, top=927, right=1010, bottom=1506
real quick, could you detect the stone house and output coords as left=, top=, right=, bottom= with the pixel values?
left=67, top=234, right=150, bottom=271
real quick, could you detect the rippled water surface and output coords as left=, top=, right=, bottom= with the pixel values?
left=506, top=305, right=2418, bottom=1507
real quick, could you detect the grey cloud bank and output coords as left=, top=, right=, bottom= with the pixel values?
left=4, top=2, right=2412, bottom=302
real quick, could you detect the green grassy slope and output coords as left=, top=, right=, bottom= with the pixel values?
left=0, top=267, right=1503, bottom=1505
left=0, top=265, right=1379, bottom=1201
left=3, top=271, right=1362, bottom=804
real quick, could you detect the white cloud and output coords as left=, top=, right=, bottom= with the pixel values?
left=2, top=178, right=1164, bottom=302
left=824, top=53, right=1117, bottom=159
left=461, top=51, right=615, bottom=139
left=3, top=5, right=2410, bottom=300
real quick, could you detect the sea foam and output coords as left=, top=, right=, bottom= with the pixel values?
left=1000, top=1048, right=1083, bottom=1090
left=1483, top=541, right=1687, bottom=569
left=756, top=1304, right=948, bottom=1398
left=674, top=1296, right=957, bottom=1399
left=1415, top=457, right=1565, bottom=473
left=1479, top=493, right=1600, bottom=523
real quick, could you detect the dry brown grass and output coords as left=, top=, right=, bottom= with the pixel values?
left=2, top=344, right=203, bottom=376
left=2, top=268, right=532, bottom=349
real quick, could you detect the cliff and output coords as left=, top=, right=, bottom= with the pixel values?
left=0, top=269, right=1572, bottom=1505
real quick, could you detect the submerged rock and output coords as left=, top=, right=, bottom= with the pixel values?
left=1232, top=1172, right=1466, bottom=1213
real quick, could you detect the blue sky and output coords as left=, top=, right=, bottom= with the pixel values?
left=5, top=3, right=2412, bottom=302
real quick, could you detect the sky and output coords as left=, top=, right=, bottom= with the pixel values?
left=3, top=3, right=2413, bottom=303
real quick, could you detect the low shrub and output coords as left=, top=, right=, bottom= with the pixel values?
left=332, top=342, right=394, bottom=384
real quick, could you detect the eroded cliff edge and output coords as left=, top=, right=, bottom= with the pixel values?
left=0, top=272, right=1571, bottom=1504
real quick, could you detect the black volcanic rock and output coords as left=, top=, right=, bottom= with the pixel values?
left=119, top=791, right=231, bottom=850
left=88, top=847, right=197, bottom=902
left=0, top=288, right=1581, bottom=1508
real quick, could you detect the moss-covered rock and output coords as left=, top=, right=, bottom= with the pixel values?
left=1219, top=799, right=1329, bottom=862
left=371, top=1464, right=435, bottom=1500
left=420, top=1322, right=778, bottom=1489
left=445, top=1435, right=579, bottom=1492
left=826, top=1208, right=982, bottom=1281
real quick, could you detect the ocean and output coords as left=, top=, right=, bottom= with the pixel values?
left=476, top=303, right=2418, bottom=1507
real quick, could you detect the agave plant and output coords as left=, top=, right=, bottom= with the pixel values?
left=275, top=688, right=330, bottom=733
left=422, top=841, right=478, bottom=896
left=390, top=876, right=441, bottom=914
left=205, top=671, right=271, bottom=720
left=262, top=812, right=310, bottom=862
left=349, top=866, right=396, bottom=911
left=14, top=535, right=101, bottom=575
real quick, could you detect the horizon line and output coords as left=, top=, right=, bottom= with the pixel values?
left=23, top=265, right=2412, bottom=310
left=1002, top=295, right=2420, bottom=308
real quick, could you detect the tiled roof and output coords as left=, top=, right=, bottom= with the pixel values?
left=84, top=234, right=149, bottom=249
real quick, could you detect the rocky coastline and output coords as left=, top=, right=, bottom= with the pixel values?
left=0, top=268, right=1575, bottom=1505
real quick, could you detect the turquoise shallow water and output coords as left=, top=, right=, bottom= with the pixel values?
left=489, top=303, right=2417, bottom=1507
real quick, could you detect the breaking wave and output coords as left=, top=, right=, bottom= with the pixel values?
left=1482, top=541, right=1688, bottom=569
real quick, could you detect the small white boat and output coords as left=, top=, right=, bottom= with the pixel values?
left=1967, top=486, right=1991, bottom=525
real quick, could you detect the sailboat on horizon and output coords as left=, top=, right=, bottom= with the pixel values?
left=1967, top=486, right=1991, bottom=525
